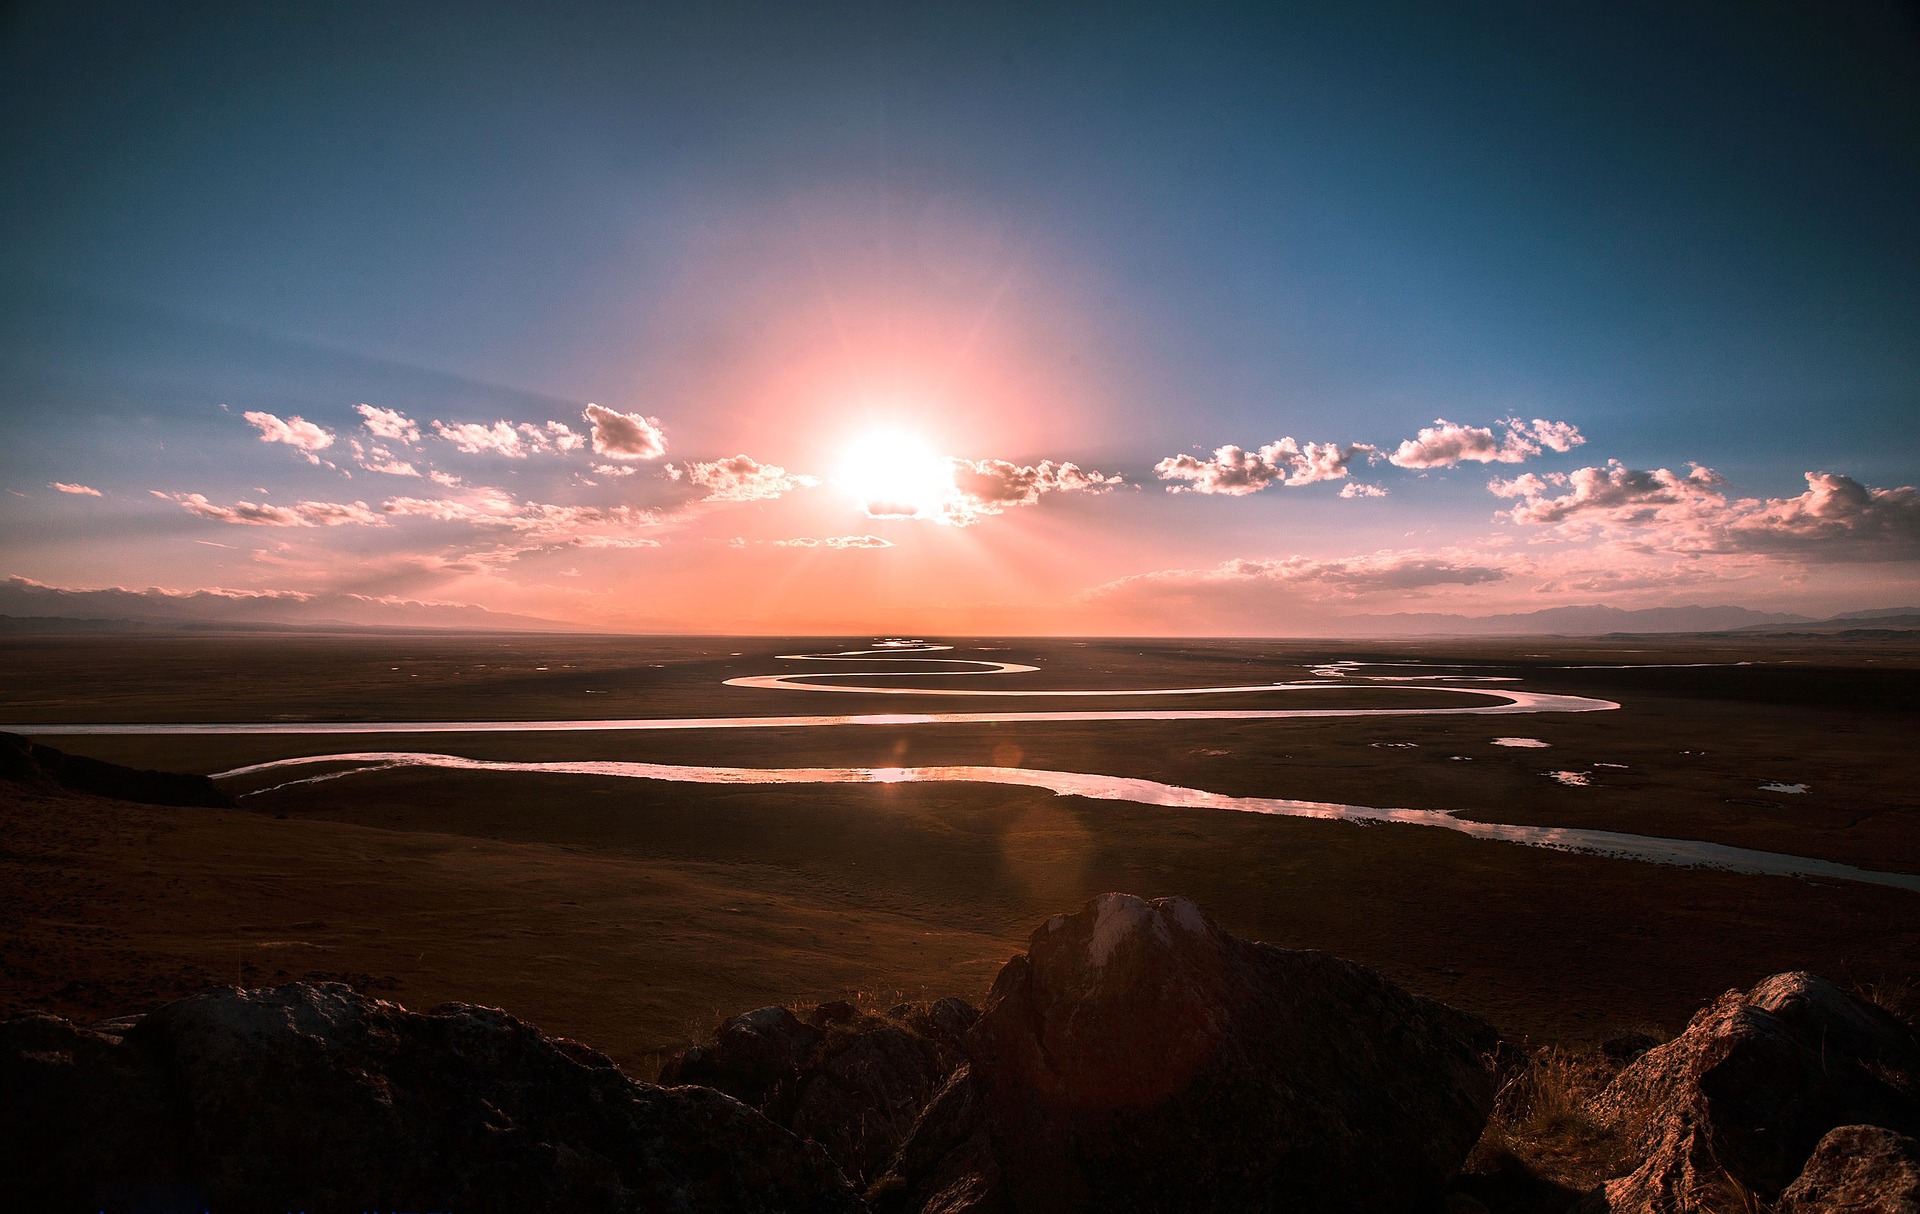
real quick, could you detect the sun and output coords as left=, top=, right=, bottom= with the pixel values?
left=837, top=430, right=954, bottom=519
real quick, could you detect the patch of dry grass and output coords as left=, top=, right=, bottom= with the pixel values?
left=1465, top=1044, right=1637, bottom=1205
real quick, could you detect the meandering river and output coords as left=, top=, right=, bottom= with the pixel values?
left=18, top=641, right=1918, bottom=892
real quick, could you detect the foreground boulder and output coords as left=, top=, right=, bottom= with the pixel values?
left=662, top=996, right=978, bottom=1186
left=1588, top=972, right=1920, bottom=1212
left=1778, top=1125, right=1920, bottom=1212
left=0, top=982, right=859, bottom=1213
left=875, top=893, right=1501, bottom=1214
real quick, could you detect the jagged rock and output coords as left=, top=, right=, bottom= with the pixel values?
left=0, top=982, right=859, bottom=1213
left=663, top=997, right=979, bottom=1188
left=877, top=892, right=1501, bottom=1214
left=0, top=731, right=231, bottom=807
left=659, top=1003, right=825, bottom=1107
left=1778, top=1125, right=1920, bottom=1213
left=792, top=1023, right=954, bottom=1186
left=1589, top=972, right=1920, bottom=1212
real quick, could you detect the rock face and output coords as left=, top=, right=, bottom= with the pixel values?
left=876, top=893, right=1501, bottom=1214
left=0, top=731, right=231, bottom=807
left=1778, top=1125, right=1920, bottom=1213
left=1589, top=972, right=1920, bottom=1213
left=662, top=996, right=978, bottom=1187
left=0, top=982, right=859, bottom=1213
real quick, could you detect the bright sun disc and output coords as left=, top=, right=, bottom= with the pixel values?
left=838, top=431, right=953, bottom=518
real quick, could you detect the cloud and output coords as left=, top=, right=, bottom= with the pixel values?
left=1339, top=482, right=1389, bottom=498
left=355, top=404, right=421, bottom=444
left=1388, top=417, right=1584, bottom=469
left=378, top=489, right=663, bottom=542
left=431, top=420, right=527, bottom=457
left=583, top=403, right=667, bottom=460
left=678, top=455, right=820, bottom=502
left=242, top=410, right=335, bottom=464
left=1154, top=438, right=1369, bottom=495
left=1085, top=549, right=1514, bottom=626
left=348, top=439, right=421, bottom=477
left=1490, top=461, right=1724, bottom=526
left=428, top=418, right=586, bottom=458
left=1495, top=463, right=1920, bottom=562
left=935, top=458, right=1122, bottom=524
left=543, top=421, right=587, bottom=452
left=593, top=463, right=638, bottom=477
left=154, top=491, right=383, bottom=527
left=50, top=482, right=101, bottom=496
left=428, top=470, right=463, bottom=488
left=768, top=535, right=893, bottom=549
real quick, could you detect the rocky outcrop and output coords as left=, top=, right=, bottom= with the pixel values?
left=662, top=996, right=978, bottom=1187
left=0, top=731, right=230, bottom=807
left=0, top=982, right=859, bottom=1213
left=1777, top=1125, right=1920, bottom=1212
left=1588, top=972, right=1920, bottom=1213
left=874, top=892, right=1501, bottom=1214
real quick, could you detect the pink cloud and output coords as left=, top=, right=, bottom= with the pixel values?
left=583, top=403, right=667, bottom=460
left=1154, top=438, right=1368, bottom=495
left=50, top=482, right=101, bottom=496
left=1388, top=417, right=1584, bottom=469
left=154, top=491, right=383, bottom=527
left=1102, top=550, right=1510, bottom=597
left=768, top=535, right=893, bottom=549
left=242, top=410, right=335, bottom=464
left=1339, top=482, right=1389, bottom=499
left=678, top=455, right=819, bottom=502
left=348, top=438, right=421, bottom=477
left=379, top=489, right=664, bottom=542
left=432, top=420, right=527, bottom=457
left=937, top=458, right=1121, bottom=524
left=1495, top=464, right=1919, bottom=562
left=355, top=404, right=421, bottom=444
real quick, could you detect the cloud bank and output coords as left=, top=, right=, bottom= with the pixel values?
left=1494, top=463, right=1920, bottom=561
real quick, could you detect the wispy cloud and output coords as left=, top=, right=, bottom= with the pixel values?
left=1092, top=549, right=1512, bottom=602
left=50, top=482, right=101, bottom=496
left=154, top=491, right=383, bottom=527
left=348, top=438, right=421, bottom=477
left=1339, top=482, right=1388, bottom=498
left=767, top=535, right=893, bottom=548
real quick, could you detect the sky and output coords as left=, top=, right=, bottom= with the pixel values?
left=1, top=1, right=1916, bottom=633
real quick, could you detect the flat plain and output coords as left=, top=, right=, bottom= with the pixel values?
left=2, top=630, right=1915, bottom=1070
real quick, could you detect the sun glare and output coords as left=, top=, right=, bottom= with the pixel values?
left=837, top=430, right=954, bottom=519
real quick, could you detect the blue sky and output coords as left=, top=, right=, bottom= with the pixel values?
left=2, top=2, right=1916, bottom=631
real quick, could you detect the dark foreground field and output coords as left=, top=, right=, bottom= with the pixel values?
left=2, top=631, right=1916, bottom=1070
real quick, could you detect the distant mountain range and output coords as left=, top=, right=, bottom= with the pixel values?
left=0, top=577, right=580, bottom=633
left=1337, top=604, right=1920, bottom=638
left=4, top=574, right=1915, bottom=638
